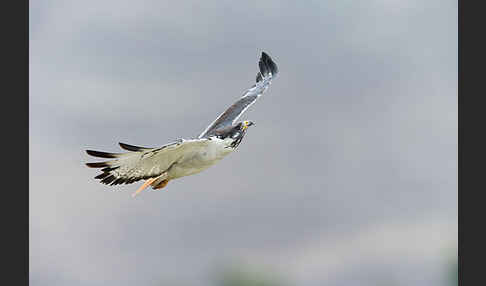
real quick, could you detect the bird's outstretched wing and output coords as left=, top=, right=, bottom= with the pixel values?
left=198, top=51, right=279, bottom=138
left=85, top=139, right=210, bottom=186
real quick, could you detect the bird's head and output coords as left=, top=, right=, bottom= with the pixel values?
left=229, top=120, right=254, bottom=148
left=214, top=120, right=255, bottom=148
left=239, top=120, right=255, bottom=131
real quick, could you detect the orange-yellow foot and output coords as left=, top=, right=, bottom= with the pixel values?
left=152, top=179, right=169, bottom=190
left=131, top=177, right=157, bottom=198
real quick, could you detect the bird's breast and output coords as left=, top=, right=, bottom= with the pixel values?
left=167, top=137, right=234, bottom=179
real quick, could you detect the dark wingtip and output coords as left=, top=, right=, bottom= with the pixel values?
left=95, top=172, right=111, bottom=180
left=258, top=51, right=278, bottom=77
left=100, top=175, right=116, bottom=185
left=118, top=142, right=151, bottom=152
left=86, top=162, right=109, bottom=168
left=86, top=149, right=120, bottom=158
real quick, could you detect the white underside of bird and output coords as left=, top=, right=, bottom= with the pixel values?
left=165, top=137, right=235, bottom=180
left=132, top=138, right=235, bottom=197
left=92, top=137, right=236, bottom=197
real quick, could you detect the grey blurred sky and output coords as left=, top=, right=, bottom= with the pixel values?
left=30, top=1, right=457, bottom=285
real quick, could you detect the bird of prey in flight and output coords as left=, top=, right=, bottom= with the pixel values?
left=85, top=52, right=279, bottom=197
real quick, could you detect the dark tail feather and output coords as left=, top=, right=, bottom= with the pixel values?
left=258, top=52, right=278, bottom=78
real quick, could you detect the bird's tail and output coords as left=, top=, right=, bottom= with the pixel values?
left=256, top=51, right=279, bottom=83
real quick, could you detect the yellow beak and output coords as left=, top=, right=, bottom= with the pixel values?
left=242, top=121, right=254, bottom=130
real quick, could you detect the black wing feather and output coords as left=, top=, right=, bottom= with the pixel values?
left=118, top=142, right=152, bottom=152
left=259, top=51, right=279, bottom=77
left=86, top=162, right=110, bottom=168
left=86, top=150, right=122, bottom=158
